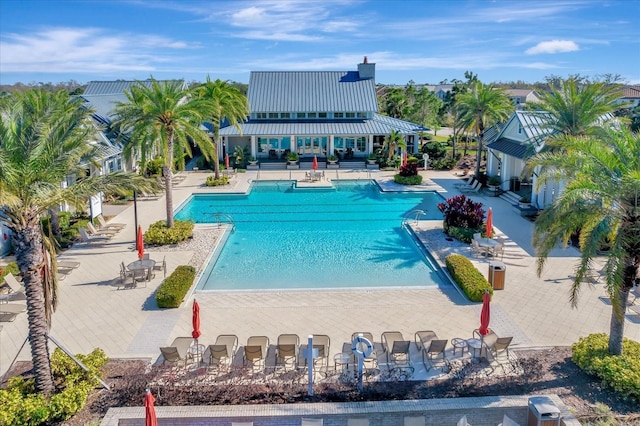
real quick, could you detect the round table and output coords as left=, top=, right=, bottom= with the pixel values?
left=188, top=344, right=205, bottom=365
left=127, top=259, right=156, bottom=271
left=467, top=338, right=483, bottom=359
left=334, top=353, right=351, bottom=373
left=451, top=338, right=468, bottom=357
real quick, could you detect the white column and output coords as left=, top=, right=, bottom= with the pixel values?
left=368, top=134, right=373, bottom=153
left=329, top=135, right=334, bottom=156
left=250, top=136, right=256, bottom=157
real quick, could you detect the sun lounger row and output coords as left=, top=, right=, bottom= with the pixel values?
left=158, top=330, right=515, bottom=375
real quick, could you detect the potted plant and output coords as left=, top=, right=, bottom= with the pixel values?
left=487, top=175, right=501, bottom=196
left=327, top=154, right=338, bottom=164
left=248, top=156, right=258, bottom=165
left=287, top=152, right=299, bottom=164
left=367, top=152, right=377, bottom=164
left=519, top=193, right=532, bottom=208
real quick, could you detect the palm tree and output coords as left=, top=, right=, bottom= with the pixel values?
left=533, top=77, right=622, bottom=140
left=194, top=76, right=249, bottom=180
left=383, top=130, right=407, bottom=161
left=0, top=89, right=155, bottom=395
left=112, top=78, right=214, bottom=228
left=457, top=81, right=513, bottom=178
left=529, top=126, right=640, bottom=355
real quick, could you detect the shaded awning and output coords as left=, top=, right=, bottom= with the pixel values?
left=486, top=138, right=529, bottom=159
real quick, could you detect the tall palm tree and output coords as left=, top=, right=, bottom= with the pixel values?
left=112, top=78, right=214, bottom=228
left=533, top=77, right=622, bottom=141
left=457, top=81, right=513, bottom=178
left=529, top=126, right=640, bottom=355
left=195, top=76, right=249, bottom=180
left=383, top=130, right=407, bottom=161
left=0, top=89, right=154, bottom=395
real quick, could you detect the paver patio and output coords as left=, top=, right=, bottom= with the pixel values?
left=1, top=169, right=639, bottom=380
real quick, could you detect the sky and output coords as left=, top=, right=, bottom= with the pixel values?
left=1, top=0, right=639, bottom=86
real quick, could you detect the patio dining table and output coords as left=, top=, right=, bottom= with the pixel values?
left=127, top=259, right=156, bottom=283
left=477, top=237, right=498, bottom=256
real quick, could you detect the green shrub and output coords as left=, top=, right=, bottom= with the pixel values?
left=205, top=175, right=230, bottom=186
left=572, top=333, right=640, bottom=401
left=445, top=254, right=493, bottom=302
left=144, top=157, right=164, bottom=176
left=432, top=157, right=457, bottom=170
left=393, top=174, right=423, bottom=185
left=0, top=262, right=20, bottom=281
left=447, top=226, right=485, bottom=244
left=144, top=220, right=194, bottom=245
left=156, top=265, right=196, bottom=308
left=0, top=348, right=108, bottom=426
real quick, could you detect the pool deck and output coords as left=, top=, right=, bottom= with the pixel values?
left=1, top=168, right=639, bottom=384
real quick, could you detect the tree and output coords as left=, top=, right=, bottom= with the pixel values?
left=457, top=81, right=513, bottom=178
left=383, top=130, right=406, bottom=161
left=528, top=126, right=640, bottom=355
left=195, top=77, right=250, bottom=180
left=380, top=87, right=410, bottom=119
left=0, top=89, right=154, bottom=395
left=408, top=88, right=443, bottom=133
left=531, top=77, right=622, bottom=141
left=112, top=78, right=214, bottom=228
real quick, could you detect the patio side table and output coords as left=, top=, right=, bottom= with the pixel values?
left=451, top=338, right=468, bottom=357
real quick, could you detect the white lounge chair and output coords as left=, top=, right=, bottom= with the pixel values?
left=0, top=302, right=27, bottom=322
left=97, top=214, right=126, bottom=230
left=57, top=260, right=80, bottom=269
left=78, top=228, right=111, bottom=243
left=498, top=414, right=520, bottom=426
left=1, top=273, right=26, bottom=302
left=276, top=333, right=299, bottom=370
left=207, top=334, right=238, bottom=370
left=382, top=331, right=412, bottom=371
left=86, top=222, right=119, bottom=237
left=160, top=337, right=193, bottom=366
left=459, top=181, right=482, bottom=195
left=244, top=335, right=269, bottom=370
left=453, top=176, right=475, bottom=188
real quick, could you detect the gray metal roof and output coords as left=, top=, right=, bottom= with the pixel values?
left=220, top=113, right=426, bottom=136
left=248, top=71, right=378, bottom=113
left=81, top=94, right=128, bottom=122
left=83, top=79, right=185, bottom=95
left=486, top=138, right=529, bottom=159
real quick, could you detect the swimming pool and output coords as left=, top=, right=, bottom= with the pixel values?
left=175, top=180, right=448, bottom=290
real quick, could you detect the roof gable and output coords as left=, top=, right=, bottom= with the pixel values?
left=248, top=71, right=378, bottom=113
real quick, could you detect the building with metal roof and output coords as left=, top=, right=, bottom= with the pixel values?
left=220, top=58, right=427, bottom=163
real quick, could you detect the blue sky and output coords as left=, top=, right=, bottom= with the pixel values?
left=1, top=0, right=638, bottom=86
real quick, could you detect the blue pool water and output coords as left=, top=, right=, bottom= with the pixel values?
left=174, top=181, right=447, bottom=290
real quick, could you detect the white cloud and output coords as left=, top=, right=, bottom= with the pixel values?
left=525, top=40, right=580, bottom=55
left=0, top=27, right=199, bottom=73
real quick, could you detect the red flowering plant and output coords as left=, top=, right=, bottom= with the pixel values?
left=437, top=195, right=485, bottom=234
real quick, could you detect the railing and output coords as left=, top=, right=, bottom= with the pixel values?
left=212, top=213, right=236, bottom=232
left=404, top=209, right=428, bottom=226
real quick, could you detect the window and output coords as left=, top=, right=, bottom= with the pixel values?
left=334, top=112, right=344, bottom=118
left=318, top=112, right=327, bottom=118
left=268, top=113, right=278, bottom=119
left=307, top=112, right=317, bottom=119
left=297, top=112, right=306, bottom=119
left=346, top=112, right=355, bottom=118
left=256, top=112, right=267, bottom=119
left=356, top=112, right=367, bottom=118
left=280, top=112, right=290, bottom=119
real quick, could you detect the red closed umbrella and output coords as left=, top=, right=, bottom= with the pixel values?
left=403, top=152, right=408, bottom=166
left=192, top=299, right=201, bottom=340
left=225, top=154, right=230, bottom=169
left=144, top=389, right=157, bottom=426
left=312, top=155, right=318, bottom=170
left=136, top=225, right=144, bottom=260
left=478, top=291, right=491, bottom=336
left=486, top=207, right=493, bottom=239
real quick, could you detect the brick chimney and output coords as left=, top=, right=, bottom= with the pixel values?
left=358, top=56, right=375, bottom=81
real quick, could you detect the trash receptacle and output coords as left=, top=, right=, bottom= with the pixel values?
left=528, top=396, right=561, bottom=426
left=488, top=261, right=506, bottom=290
left=510, top=177, right=521, bottom=192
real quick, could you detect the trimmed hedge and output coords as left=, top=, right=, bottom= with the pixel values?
left=0, top=348, right=108, bottom=426
left=144, top=220, right=194, bottom=246
left=572, top=333, right=640, bottom=401
left=156, top=265, right=196, bottom=308
left=448, top=226, right=485, bottom=244
left=445, top=253, right=493, bottom=302
left=205, top=175, right=230, bottom=186
left=393, top=174, right=423, bottom=185
left=0, top=262, right=20, bottom=281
